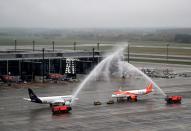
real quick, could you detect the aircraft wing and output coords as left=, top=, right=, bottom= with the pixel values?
left=49, top=97, right=74, bottom=104
left=50, top=99, right=67, bottom=104
left=50, top=99, right=73, bottom=106
left=23, top=98, right=31, bottom=101
left=120, top=92, right=136, bottom=97
left=50, top=97, right=78, bottom=104
left=123, top=92, right=136, bottom=97
left=112, top=91, right=136, bottom=98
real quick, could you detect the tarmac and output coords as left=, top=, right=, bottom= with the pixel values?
left=0, top=62, right=191, bottom=131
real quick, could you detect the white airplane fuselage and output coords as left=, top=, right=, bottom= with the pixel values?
left=24, top=88, right=74, bottom=106
left=112, top=83, right=153, bottom=98
left=38, top=95, right=72, bottom=104
left=126, top=89, right=147, bottom=95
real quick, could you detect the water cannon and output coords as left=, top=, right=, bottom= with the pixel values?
left=165, top=95, right=182, bottom=104
left=52, top=105, right=72, bottom=114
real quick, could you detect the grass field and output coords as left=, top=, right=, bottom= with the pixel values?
left=0, top=36, right=191, bottom=64
left=1, top=38, right=191, bottom=55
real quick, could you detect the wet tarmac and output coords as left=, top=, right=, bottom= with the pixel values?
left=0, top=63, right=191, bottom=131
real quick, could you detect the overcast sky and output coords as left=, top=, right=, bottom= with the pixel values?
left=0, top=0, right=191, bottom=28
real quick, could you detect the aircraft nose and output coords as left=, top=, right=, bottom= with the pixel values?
left=112, top=94, right=116, bottom=97
left=65, top=101, right=71, bottom=106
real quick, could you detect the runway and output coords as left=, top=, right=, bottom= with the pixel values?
left=0, top=63, right=191, bottom=131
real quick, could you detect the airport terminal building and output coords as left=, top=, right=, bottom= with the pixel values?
left=0, top=49, right=101, bottom=82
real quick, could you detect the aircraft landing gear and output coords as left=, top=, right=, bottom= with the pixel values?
left=127, top=96, right=137, bottom=102
left=116, top=96, right=137, bottom=103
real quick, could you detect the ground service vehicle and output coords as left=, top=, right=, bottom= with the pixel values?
left=165, top=96, right=182, bottom=104
left=52, top=105, right=72, bottom=114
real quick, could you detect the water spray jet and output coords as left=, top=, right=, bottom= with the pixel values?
left=71, top=43, right=166, bottom=105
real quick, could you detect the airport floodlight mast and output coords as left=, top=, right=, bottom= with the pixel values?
left=52, top=41, right=55, bottom=52
left=92, top=48, right=95, bottom=62
left=32, top=40, right=35, bottom=52
left=14, top=40, right=17, bottom=52
left=128, top=44, right=130, bottom=63
left=74, top=41, right=76, bottom=51
left=42, top=48, right=45, bottom=83
left=166, top=44, right=170, bottom=64
left=97, top=42, right=100, bottom=50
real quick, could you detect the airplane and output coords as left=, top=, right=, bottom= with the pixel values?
left=24, top=88, right=76, bottom=107
left=112, top=83, right=153, bottom=102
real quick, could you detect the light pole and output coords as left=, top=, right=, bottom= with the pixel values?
left=128, top=44, right=130, bottom=63
left=97, top=42, right=100, bottom=50
left=52, top=41, right=55, bottom=52
left=14, top=40, right=17, bottom=52
left=32, top=40, right=35, bottom=51
left=74, top=41, right=76, bottom=51
left=92, top=48, right=95, bottom=62
left=42, top=48, right=45, bottom=83
left=166, top=44, right=169, bottom=64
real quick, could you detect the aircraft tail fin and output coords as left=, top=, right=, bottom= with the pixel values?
left=146, top=83, right=153, bottom=94
left=118, top=87, right=122, bottom=91
left=28, top=88, right=42, bottom=103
